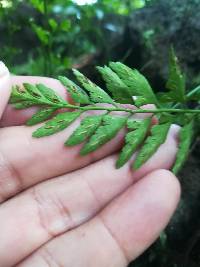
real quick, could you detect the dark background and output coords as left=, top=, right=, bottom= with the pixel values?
left=1, top=0, right=200, bottom=266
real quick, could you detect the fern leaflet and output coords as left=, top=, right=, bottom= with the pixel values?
left=133, top=122, right=171, bottom=169
left=172, top=121, right=194, bottom=174
left=116, top=117, right=151, bottom=168
left=80, top=115, right=127, bottom=155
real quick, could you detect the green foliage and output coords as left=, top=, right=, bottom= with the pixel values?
left=187, top=85, right=200, bottom=102
left=13, top=101, right=36, bottom=110
left=0, top=0, right=152, bottom=77
left=172, top=121, right=194, bottom=174
left=26, top=108, right=56, bottom=126
left=80, top=115, right=127, bottom=155
left=133, top=122, right=171, bottom=169
left=96, top=66, right=133, bottom=104
left=30, top=0, right=45, bottom=14
left=73, top=69, right=115, bottom=104
left=32, top=24, right=50, bottom=46
left=66, top=115, right=103, bottom=146
left=36, top=84, right=66, bottom=103
left=109, top=62, right=158, bottom=106
left=10, top=83, right=66, bottom=108
left=116, top=117, right=151, bottom=168
left=59, top=76, right=90, bottom=104
left=165, top=47, right=186, bottom=103
left=33, top=111, right=82, bottom=137
left=10, top=54, right=200, bottom=172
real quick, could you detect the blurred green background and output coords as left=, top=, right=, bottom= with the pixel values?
left=1, top=0, right=200, bottom=266
left=0, top=0, right=152, bottom=76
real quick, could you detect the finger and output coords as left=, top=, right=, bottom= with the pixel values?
left=0, top=112, right=125, bottom=202
left=0, top=62, right=11, bottom=118
left=0, top=127, right=178, bottom=266
left=0, top=117, right=179, bottom=203
left=98, top=170, right=180, bottom=263
left=17, top=169, right=180, bottom=267
left=0, top=77, right=157, bottom=203
left=0, top=75, right=69, bottom=127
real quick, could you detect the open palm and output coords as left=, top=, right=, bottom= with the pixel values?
left=0, top=62, right=180, bottom=267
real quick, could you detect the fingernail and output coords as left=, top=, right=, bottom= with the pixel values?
left=0, top=61, right=9, bottom=78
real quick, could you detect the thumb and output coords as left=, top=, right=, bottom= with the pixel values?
left=0, top=61, right=11, bottom=118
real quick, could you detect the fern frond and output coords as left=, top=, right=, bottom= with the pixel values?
left=9, top=55, right=200, bottom=172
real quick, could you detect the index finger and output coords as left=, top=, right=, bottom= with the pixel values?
left=0, top=62, right=11, bottom=119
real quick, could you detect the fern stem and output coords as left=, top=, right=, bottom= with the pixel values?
left=59, top=103, right=200, bottom=114
left=187, top=85, right=200, bottom=99
left=173, top=85, right=200, bottom=108
left=79, top=107, right=200, bottom=114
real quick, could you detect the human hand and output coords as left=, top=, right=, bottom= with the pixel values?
left=0, top=62, right=180, bottom=267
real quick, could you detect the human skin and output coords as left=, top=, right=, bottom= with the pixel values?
left=0, top=62, right=181, bottom=267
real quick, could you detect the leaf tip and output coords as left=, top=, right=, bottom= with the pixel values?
left=32, top=130, right=41, bottom=138
left=80, top=147, right=90, bottom=156
left=132, top=160, right=141, bottom=170
left=115, top=160, right=123, bottom=169
left=64, top=140, right=74, bottom=146
left=26, top=121, right=34, bottom=126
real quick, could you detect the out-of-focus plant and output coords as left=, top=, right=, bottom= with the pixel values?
left=29, top=0, right=73, bottom=76
left=0, top=0, right=21, bottom=65
left=0, top=0, right=155, bottom=76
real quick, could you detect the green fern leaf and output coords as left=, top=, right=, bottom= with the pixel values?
left=36, top=84, right=66, bottom=104
left=134, top=96, right=150, bottom=107
left=23, top=83, right=43, bottom=99
left=13, top=101, right=37, bottom=109
left=109, top=62, right=158, bottom=106
left=33, top=111, right=81, bottom=137
left=96, top=66, right=133, bottom=104
left=133, top=122, right=171, bottom=169
left=58, top=76, right=90, bottom=104
left=166, top=47, right=186, bottom=103
left=159, top=113, right=194, bottom=126
left=73, top=69, right=115, bottom=104
left=172, top=121, right=194, bottom=174
left=10, top=85, right=32, bottom=104
left=65, top=115, right=103, bottom=146
left=116, top=117, right=151, bottom=168
left=26, top=107, right=56, bottom=126
left=10, top=83, right=66, bottom=107
left=80, top=115, right=127, bottom=155
left=156, top=92, right=175, bottom=105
